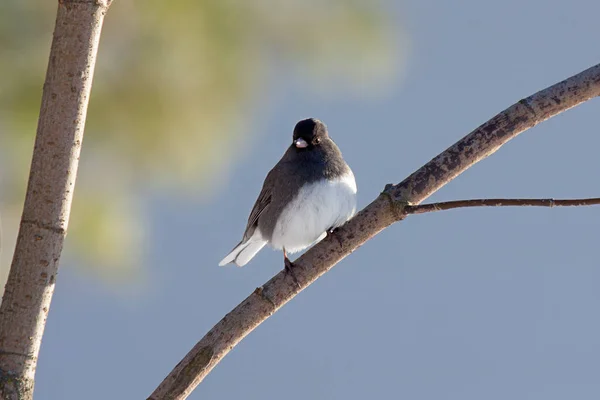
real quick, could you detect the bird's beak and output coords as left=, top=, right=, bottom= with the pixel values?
left=294, top=138, right=308, bottom=148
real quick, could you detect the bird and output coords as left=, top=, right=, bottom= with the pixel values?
left=218, top=118, right=357, bottom=273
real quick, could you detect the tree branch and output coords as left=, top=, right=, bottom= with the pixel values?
left=149, top=63, right=600, bottom=399
left=0, top=1, right=111, bottom=398
left=406, top=197, right=600, bottom=214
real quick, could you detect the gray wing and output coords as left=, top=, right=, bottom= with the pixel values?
left=242, top=167, right=278, bottom=240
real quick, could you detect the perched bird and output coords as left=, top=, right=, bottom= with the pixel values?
left=219, top=118, right=357, bottom=272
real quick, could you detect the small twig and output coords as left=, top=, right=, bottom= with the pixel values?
left=406, top=197, right=600, bottom=215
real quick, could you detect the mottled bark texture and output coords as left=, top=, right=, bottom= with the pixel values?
left=149, top=63, right=600, bottom=400
left=0, top=1, right=111, bottom=398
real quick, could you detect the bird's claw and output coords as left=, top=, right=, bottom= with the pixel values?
left=327, top=228, right=344, bottom=249
left=284, top=257, right=301, bottom=289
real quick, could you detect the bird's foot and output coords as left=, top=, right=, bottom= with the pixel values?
left=284, top=256, right=301, bottom=289
left=327, top=227, right=344, bottom=249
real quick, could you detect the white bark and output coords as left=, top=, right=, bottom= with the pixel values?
left=0, top=1, right=111, bottom=398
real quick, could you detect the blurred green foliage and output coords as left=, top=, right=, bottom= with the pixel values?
left=0, top=0, right=406, bottom=284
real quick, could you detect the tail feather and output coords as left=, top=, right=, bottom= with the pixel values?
left=219, top=235, right=267, bottom=267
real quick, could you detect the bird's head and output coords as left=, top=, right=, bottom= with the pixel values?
left=292, top=118, right=329, bottom=150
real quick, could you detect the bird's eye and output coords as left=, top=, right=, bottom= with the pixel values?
left=314, top=137, right=321, bottom=144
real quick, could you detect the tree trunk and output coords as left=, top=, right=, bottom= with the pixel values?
left=0, top=1, right=111, bottom=398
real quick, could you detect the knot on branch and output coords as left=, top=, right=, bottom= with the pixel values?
left=380, top=184, right=410, bottom=221
left=253, top=286, right=276, bottom=308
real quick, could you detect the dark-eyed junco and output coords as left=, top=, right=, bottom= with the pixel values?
left=219, top=118, right=357, bottom=271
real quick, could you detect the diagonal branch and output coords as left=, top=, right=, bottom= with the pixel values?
left=149, top=63, right=600, bottom=400
left=406, top=197, right=600, bottom=214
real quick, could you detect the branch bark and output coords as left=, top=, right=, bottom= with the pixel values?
left=406, top=197, right=600, bottom=214
left=149, top=63, right=600, bottom=399
left=0, top=1, right=111, bottom=398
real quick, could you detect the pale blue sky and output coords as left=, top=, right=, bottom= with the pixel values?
left=35, top=0, right=600, bottom=399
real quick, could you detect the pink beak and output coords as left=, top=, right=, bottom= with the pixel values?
left=294, top=138, right=308, bottom=148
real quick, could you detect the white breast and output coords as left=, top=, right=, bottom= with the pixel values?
left=270, top=170, right=357, bottom=253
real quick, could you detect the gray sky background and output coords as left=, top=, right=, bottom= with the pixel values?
left=33, top=0, right=600, bottom=399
